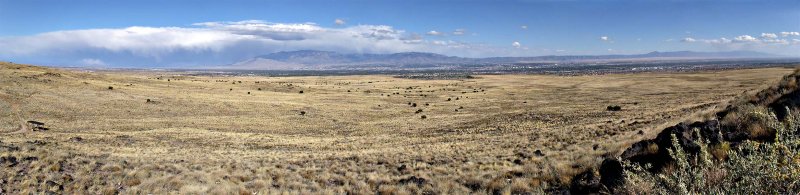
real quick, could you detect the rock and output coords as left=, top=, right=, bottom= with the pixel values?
left=26, top=140, right=47, bottom=146
left=534, top=150, right=545, bottom=157
left=570, top=169, right=601, bottom=194
left=724, top=131, right=750, bottom=142
left=398, top=176, right=427, bottom=186
left=513, top=159, right=523, bottom=165
left=599, top=159, right=624, bottom=191
left=768, top=87, right=800, bottom=120
left=621, top=140, right=669, bottom=171
left=0, top=156, right=18, bottom=167
left=654, top=122, right=701, bottom=155
left=692, top=120, right=722, bottom=144
left=607, top=105, right=622, bottom=111
left=623, top=120, right=723, bottom=172
left=45, top=180, right=62, bottom=190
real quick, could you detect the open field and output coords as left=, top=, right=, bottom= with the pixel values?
left=0, top=62, right=796, bottom=194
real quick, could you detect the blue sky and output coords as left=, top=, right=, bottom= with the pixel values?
left=0, top=0, right=798, bottom=67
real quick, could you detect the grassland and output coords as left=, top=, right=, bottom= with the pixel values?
left=0, top=61, right=795, bottom=194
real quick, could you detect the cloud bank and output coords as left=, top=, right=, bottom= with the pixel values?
left=677, top=32, right=800, bottom=55
left=0, top=20, right=507, bottom=67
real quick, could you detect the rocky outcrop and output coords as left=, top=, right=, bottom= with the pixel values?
left=571, top=69, right=800, bottom=194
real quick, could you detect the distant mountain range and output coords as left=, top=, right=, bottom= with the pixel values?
left=223, top=50, right=780, bottom=70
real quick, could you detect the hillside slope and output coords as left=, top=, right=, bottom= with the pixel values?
left=572, top=69, right=800, bottom=194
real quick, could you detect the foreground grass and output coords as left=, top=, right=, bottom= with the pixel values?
left=1, top=62, right=797, bottom=194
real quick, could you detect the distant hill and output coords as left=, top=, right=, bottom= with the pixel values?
left=229, top=50, right=780, bottom=70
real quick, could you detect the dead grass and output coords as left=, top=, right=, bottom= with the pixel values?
left=0, top=61, right=794, bottom=193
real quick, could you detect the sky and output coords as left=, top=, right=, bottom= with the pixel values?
left=0, top=0, right=799, bottom=67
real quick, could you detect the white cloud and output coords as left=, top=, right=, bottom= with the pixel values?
left=400, top=33, right=423, bottom=44
left=0, top=20, right=533, bottom=66
left=334, top=19, right=346, bottom=25
left=763, top=38, right=789, bottom=44
left=512, top=41, right=521, bottom=48
left=520, top=25, right=528, bottom=30
left=734, top=35, right=758, bottom=42
left=80, top=58, right=107, bottom=66
left=600, top=36, right=610, bottom=41
left=426, top=30, right=442, bottom=36
left=681, top=37, right=697, bottom=42
left=452, top=29, right=466, bottom=35
left=703, top=37, right=732, bottom=44
left=761, top=33, right=778, bottom=39
left=781, top=32, right=800, bottom=37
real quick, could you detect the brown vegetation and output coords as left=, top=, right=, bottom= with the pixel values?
left=0, top=61, right=795, bottom=193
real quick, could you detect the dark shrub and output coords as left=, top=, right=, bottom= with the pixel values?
left=300, top=111, right=306, bottom=116
left=299, top=90, right=304, bottom=94
left=607, top=105, right=622, bottom=111
left=421, top=115, right=427, bottom=119
left=108, top=86, right=113, bottom=90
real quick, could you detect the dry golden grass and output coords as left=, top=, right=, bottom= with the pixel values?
left=0, top=61, right=795, bottom=193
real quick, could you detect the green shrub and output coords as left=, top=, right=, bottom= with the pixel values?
left=623, top=108, right=800, bottom=194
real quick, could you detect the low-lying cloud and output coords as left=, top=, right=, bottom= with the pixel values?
left=0, top=20, right=508, bottom=67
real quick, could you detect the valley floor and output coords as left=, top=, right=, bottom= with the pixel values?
left=0, top=62, right=794, bottom=193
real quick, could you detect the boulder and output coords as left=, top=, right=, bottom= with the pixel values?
left=570, top=169, right=601, bottom=194
left=692, top=120, right=722, bottom=144
left=621, top=140, right=669, bottom=171
left=599, top=159, right=624, bottom=191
